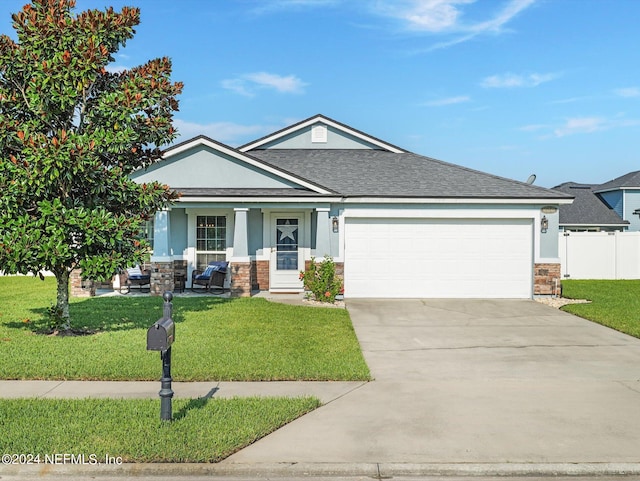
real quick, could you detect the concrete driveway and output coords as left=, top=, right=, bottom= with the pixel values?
left=224, top=299, right=640, bottom=472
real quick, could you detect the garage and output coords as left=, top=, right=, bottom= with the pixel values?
left=344, top=218, right=533, bottom=298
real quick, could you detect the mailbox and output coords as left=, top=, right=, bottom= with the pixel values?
left=147, top=317, right=175, bottom=351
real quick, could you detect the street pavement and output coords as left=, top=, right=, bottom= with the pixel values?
left=2, top=298, right=640, bottom=479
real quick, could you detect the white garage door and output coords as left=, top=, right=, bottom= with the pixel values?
left=344, top=218, right=533, bottom=298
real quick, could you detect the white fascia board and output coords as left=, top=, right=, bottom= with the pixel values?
left=239, top=116, right=405, bottom=153
left=164, top=137, right=331, bottom=195
left=560, top=223, right=629, bottom=227
left=343, top=207, right=543, bottom=219
left=594, top=186, right=640, bottom=193
left=176, top=196, right=343, bottom=204
left=342, top=197, right=574, bottom=205
left=537, top=257, right=562, bottom=264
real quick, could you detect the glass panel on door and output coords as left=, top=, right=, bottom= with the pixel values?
left=276, top=218, right=299, bottom=270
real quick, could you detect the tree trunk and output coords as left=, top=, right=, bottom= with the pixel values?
left=55, top=269, right=71, bottom=330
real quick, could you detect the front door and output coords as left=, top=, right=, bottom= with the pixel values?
left=270, top=215, right=304, bottom=291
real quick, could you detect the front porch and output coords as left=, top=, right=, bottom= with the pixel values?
left=71, top=205, right=342, bottom=299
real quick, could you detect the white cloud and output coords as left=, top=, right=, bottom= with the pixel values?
left=172, top=119, right=271, bottom=145
left=375, top=0, right=475, bottom=32
left=481, top=72, right=558, bottom=88
left=468, top=0, right=536, bottom=33
left=519, top=116, right=640, bottom=138
left=615, top=87, right=640, bottom=98
left=245, top=72, right=308, bottom=93
left=372, top=0, right=537, bottom=49
left=424, top=95, right=470, bottom=106
left=222, top=72, right=308, bottom=97
left=554, top=117, right=606, bottom=137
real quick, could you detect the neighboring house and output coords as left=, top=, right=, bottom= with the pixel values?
left=593, top=170, right=640, bottom=231
left=554, top=171, right=640, bottom=232
left=102, top=114, right=572, bottom=299
left=553, top=182, right=629, bottom=232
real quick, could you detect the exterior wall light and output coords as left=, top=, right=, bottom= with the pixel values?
left=541, top=215, right=549, bottom=233
left=332, top=216, right=339, bottom=233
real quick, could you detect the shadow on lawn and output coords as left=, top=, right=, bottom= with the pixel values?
left=6, top=296, right=231, bottom=334
left=173, top=387, right=219, bottom=421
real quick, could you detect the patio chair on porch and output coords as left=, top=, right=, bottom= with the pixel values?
left=191, top=261, right=229, bottom=293
left=119, top=265, right=151, bottom=294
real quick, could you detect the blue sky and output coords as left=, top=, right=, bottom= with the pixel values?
left=1, top=0, right=639, bottom=188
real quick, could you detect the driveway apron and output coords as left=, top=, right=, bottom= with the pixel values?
left=224, top=299, right=640, bottom=465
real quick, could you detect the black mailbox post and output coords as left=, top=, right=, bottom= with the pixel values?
left=146, top=292, right=175, bottom=421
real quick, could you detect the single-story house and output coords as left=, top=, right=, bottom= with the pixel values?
left=553, top=182, right=629, bottom=232
left=102, top=114, right=573, bottom=299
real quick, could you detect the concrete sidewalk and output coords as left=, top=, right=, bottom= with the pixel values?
left=0, top=379, right=365, bottom=404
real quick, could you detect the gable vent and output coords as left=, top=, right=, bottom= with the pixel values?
left=311, top=124, right=327, bottom=143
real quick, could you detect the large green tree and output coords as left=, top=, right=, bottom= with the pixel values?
left=0, top=0, right=183, bottom=328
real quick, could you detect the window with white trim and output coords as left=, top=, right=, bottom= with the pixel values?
left=196, top=215, right=227, bottom=270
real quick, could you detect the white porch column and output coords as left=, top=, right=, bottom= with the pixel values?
left=315, top=207, right=331, bottom=257
left=151, top=208, right=171, bottom=261
left=232, top=208, right=249, bottom=260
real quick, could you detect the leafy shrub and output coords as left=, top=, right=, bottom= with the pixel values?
left=300, top=256, right=343, bottom=303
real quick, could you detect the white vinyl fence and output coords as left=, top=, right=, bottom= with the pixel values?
left=559, top=231, right=640, bottom=279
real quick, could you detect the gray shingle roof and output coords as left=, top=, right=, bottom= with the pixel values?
left=594, top=170, right=640, bottom=192
left=248, top=149, right=571, bottom=199
left=553, top=182, right=628, bottom=226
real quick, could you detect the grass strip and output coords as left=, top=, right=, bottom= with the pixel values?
left=0, top=396, right=320, bottom=463
left=561, top=279, right=640, bottom=338
left=0, top=277, right=370, bottom=381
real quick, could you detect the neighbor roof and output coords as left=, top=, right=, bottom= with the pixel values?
left=594, top=170, right=640, bottom=193
left=553, top=182, right=628, bottom=227
left=249, top=149, right=572, bottom=199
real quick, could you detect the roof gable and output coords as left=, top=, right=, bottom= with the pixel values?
left=132, top=135, right=331, bottom=194
left=239, top=114, right=406, bottom=153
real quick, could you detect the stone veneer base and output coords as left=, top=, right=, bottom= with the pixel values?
left=534, top=263, right=561, bottom=296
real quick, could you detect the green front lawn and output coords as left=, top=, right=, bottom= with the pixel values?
left=0, top=277, right=370, bottom=381
left=0, top=396, right=320, bottom=463
left=561, top=279, right=640, bottom=338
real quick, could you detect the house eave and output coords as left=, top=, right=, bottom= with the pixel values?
left=594, top=186, right=640, bottom=194
left=174, top=196, right=573, bottom=205
left=341, top=197, right=575, bottom=205
left=176, top=196, right=344, bottom=204
left=559, top=223, right=630, bottom=227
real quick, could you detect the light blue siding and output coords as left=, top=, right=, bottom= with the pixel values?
left=540, top=211, right=559, bottom=258
left=623, top=190, right=640, bottom=231
left=169, top=209, right=188, bottom=255
left=247, top=209, right=264, bottom=256
left=258, top=124, right=383, bottom=150
left=131, top=145, right=301, bottom=188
